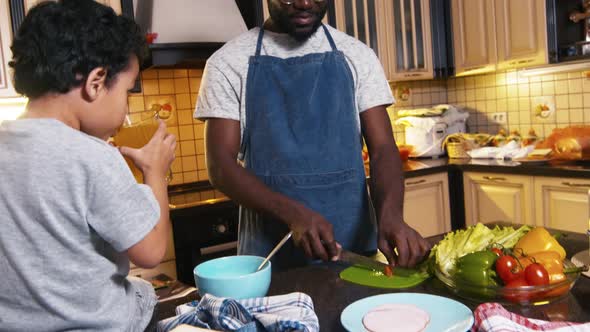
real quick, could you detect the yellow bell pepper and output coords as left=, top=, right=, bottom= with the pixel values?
left=513, top=227, right=566, bottom=260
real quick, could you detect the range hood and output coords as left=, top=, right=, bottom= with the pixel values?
left=128, top=0, right=264, bottom=67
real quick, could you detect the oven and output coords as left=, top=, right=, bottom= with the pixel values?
left=171, top=199, right=239, bottom=285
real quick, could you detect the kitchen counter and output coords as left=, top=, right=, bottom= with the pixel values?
left=156, top=228, right=590, bottom=330
left=403, top=157, right=590, bottom=178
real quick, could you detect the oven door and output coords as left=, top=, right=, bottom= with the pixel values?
left=172, top=200, right=239, bottom=285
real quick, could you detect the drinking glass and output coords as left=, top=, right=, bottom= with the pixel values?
left=112, top=109, right=173, bottom=183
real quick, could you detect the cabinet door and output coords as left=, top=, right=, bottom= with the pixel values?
left=0, top=0, right=17, bottom=98
left=495, top=0, right=547, bottom=70
left=385, top=0, right=433, bottom=81
left=332, top=0, right=388, bottom=73
left=403, top=173, right=451, bottom=238
left=451, top=0, right=497, bottom=76
left=23, top=0, right=122, bottom=14
left=463, top=172, right=534, bottom=226
left=534, top=177, right=590, bottom=234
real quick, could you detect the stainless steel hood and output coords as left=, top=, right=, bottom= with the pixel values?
left=128, top=0, right=264, bottom=67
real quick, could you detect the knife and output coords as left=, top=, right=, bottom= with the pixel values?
left=338, top=249, right=390, bottom=272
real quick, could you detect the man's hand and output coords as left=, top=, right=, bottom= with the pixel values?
left=286, top=208, right=339, bottom=262
left=378, top=215, right=431, bottom=268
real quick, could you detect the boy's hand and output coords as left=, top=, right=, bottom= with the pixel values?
left=119, top=120, right=176, bottom=179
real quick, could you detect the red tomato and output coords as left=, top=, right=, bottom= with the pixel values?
left=496, top=255, right=523, bottom=283
left=491, top=247, right=503, bottom=257
left=524, top=263, right=550, bottom=286
left=503, top=277, right=533, bottom=303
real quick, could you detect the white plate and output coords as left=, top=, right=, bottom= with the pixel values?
left=340, top=293, right=473, bottom=332
left=572, top=251, right=590, bottom=278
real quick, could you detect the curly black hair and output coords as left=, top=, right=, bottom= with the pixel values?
left=9, top=0, right=147, bottom=99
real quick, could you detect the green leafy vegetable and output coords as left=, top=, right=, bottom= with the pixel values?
left=428, top=223, right=531, bottom=276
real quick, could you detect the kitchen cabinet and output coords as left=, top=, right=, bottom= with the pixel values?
left=463, top=172, right=534, bottom=226
left=494, top=0, right=547, bottom=70
left=450, top=0, right=497, bottom=76
left=0, top=0, right=18, bottom=98
left=403, top=173, right=451, bottom=237
left=451, top=0, right=548, bottom=76
left=534, top=177, right=590, bottom=233
left=331, top=0, right=451, bottom=81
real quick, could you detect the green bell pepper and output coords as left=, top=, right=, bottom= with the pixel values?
left=455, top=250, right=499, bottom=287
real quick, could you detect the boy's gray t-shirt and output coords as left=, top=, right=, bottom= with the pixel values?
left=0, top=119, right=160, bottom=331
left=195, top=25, right=395, bottom=144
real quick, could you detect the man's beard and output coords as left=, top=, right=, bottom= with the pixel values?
left=269, top=6, right=327, bottom=41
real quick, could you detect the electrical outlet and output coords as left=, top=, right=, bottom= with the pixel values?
left=491, top=112, right=507, bottom=124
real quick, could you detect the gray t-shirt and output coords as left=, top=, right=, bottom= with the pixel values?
left=0, top=119, right=160, bottom=331
left=195, top=25, right=394, bottom=143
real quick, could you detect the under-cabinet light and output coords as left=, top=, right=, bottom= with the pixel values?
left=519, top=61, right=590, bottom=77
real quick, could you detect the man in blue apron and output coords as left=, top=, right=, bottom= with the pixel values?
left=196, top=0, right=431, bottom=270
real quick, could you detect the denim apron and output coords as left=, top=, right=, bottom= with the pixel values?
left=239, top=25, right=376, bottom=270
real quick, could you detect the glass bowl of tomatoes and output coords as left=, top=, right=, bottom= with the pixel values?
left=434, top=254, right=582, bottom=305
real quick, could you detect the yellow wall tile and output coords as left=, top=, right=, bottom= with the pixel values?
left=554, top=81, right=569, bottom=95
left=189, top=78, right=201, bottom=93
left=518, top=84, right=529, bottom=97
left=178, top=125, right=195, bottom=141
left=541, top=81, right=554, bottom=95
left=507, top=98, right=519, bottom=112
left=159, top=79, right=175, bottom=94
left=128, top=96, right=145, bottom=112
left=570, top=108, right=584, bottom=123
left=584, top=93, right=590, bottom=108
left=486, top=100, right=497, bottom=113
left=486, top=87, right=496, bottom=99
left=189, top=69, right=204, bottom=77
left=174, top=69, right=188, bottom=78
left=195, top=139, right=205, bottom=155
left=142, top=79, right=159, bottom=95
left=180, top=141, right=196, bottom=156
left=177, top=109, right=194, bottom=125
left=198, top=170, right=209, bottom=181
left=171, top=158, right=183, bottom=173
left=555, top=95, right=569, bottom=109
left=518, top=98, right=530, bottom=112
left=529, top=82, right=542, bottom=97
left=496, top=86, right=507, bottom=99
left=183, top=172, right=199, bottom=183
left=175, top=78, right=190, bottom=93
left=197, top=155, right=206, bottom=170
left=569, top=93, right=583, bottom=109
left=169, top=173, right=183, bottom=185
left=158, top=69, right=174, bottom=78
left=507, top=87, right=518, bottom=98
left=194, top=123, right=205, bottom=139
left=556, top=109, right=569, bottom=123
left=568, top=79, right=583, bottom=94
left=141, top=69, right=158, bottom=80
left=475, top=88, right=486, bottom=101
left=176, top=93, right=192, bottom=109
left=181, top=156, right=197, bottom=171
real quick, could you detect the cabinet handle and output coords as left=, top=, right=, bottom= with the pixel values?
left=403, top=73, right=423, bottom=77
left=406, top=179, right=426, bottom=186
left=483, top=176, right=506, bottom=181
left=561, top=181, right=590, bottom=188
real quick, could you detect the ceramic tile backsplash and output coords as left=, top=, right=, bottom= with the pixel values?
left=127, top=65, right=590, bottom=188
left=127, top=68, right=223, bottom=194
left=389, top=69, right=590, bottom=144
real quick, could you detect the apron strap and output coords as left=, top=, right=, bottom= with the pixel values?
left=255, top=27, right=265, bottom=57
left=321, top=24, right=338, bottom=51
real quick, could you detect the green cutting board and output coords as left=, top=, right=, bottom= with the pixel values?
left=339, top=265, right=430, bottom=289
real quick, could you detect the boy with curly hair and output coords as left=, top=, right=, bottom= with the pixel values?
left=0, top=1, right=175, bottom=330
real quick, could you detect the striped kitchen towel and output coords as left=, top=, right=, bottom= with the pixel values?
left=472, top=303, right=590, bottom=332
left=157, top=292, right=319, bottom=332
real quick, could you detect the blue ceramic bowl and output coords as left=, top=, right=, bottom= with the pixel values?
left=193, top=255, right=271, bottom=299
